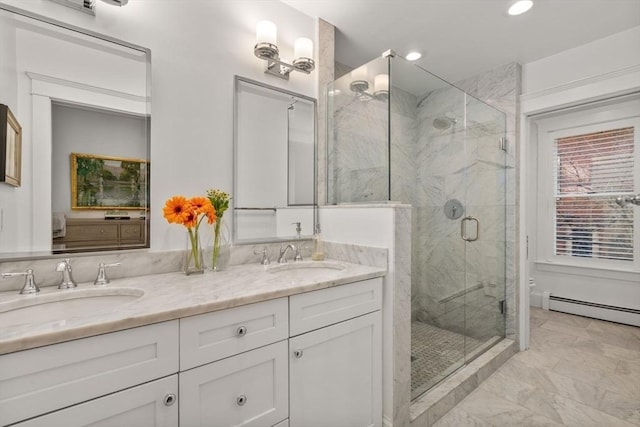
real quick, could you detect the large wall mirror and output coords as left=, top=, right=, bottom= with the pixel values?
left=234, top=76, right=316, bottom=243
left=0, top=6, right=151, bottom=260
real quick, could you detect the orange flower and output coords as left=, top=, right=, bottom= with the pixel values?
left=163, top=196, right=189, bottom=224
left=182, top=206, right=199, bottom=229
left=189, top=196, right=217, bottom=225
left=189, top=196, right=209, bottom=212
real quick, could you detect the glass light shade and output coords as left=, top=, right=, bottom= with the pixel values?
left=294, top=37, right=313, bottom=59
left=256, top=20, right=277, bottom=45
left=351, top=65, right=368, bottom=82
left=374, top=74, right=389, bottom=92
left=508, top=0, right=533, bottom=15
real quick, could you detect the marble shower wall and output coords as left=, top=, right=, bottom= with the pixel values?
left=328, top=60, right=519, bottom=343
left=327, top=58, right=391, bottom=204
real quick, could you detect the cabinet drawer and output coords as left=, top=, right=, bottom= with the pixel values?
left=13, top=375, right=178, bottom=427
left=120, top=223, right=143, bottom=242
left=289, top=277, right=382, bottom=336
left=65, top=223, right=118, bottom=241
left=0, top=321, right=179, bottom=426
left=180, top=297, right=288, bottom=370
left=180, top=340, right=288, bottom=427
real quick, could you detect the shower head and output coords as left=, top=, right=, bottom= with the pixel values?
left=616, top=195, right=640, bottom=207
left=432, top=113, right=458, bottom=130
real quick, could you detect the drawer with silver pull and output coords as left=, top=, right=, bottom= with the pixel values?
left=289, top=277, right=382, bottom=336
left=179, top=297, right=288, bottom=370
left=179, top=340, right=288, bottom=427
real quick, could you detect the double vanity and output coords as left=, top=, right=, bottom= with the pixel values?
left=0, top=260, right=385, bottom=427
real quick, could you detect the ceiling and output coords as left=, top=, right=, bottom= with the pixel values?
left=281, top=0, right=640, bottom=83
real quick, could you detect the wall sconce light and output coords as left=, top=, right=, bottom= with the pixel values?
left=48, top=0, right=127, bottom=15
left=254, top=20, right=315, bottom=80
left=374, top=74, right=389, bottom=101
left=349, top=67, right=389, bottom=102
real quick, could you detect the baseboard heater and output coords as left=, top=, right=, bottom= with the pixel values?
left=542, top=292, right=640, bottom=326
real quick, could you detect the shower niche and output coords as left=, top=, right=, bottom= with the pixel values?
left=327, top=52, right=507, bottom=399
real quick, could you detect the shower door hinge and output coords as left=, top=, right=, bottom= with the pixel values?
left=499, top=137, right=507, bottom=152
left=499, top=299, right=506, bottom=315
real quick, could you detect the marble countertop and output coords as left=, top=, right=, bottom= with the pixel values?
left=0, top=259, right=385, bottom=355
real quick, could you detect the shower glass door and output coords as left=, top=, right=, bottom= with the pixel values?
left=388, top=57, right=506, bottom=398
left=460, top=96, right=507, bottom=363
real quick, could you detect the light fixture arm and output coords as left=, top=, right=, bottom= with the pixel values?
left=255, top=51, right=315, bottom=80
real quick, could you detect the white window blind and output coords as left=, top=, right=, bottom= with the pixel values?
left=554, top=126, right=634, bottom=261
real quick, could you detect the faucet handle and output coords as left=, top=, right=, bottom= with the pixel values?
left=94, top=262, right=121, bottom=285
left=2, top=269, right=40, bottom=294
left=253, top=248, right=270, bottom=265
left=57, top=258, right=77, bottom=289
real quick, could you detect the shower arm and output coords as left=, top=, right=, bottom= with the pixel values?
left=615, top=195, right=640, bottom=207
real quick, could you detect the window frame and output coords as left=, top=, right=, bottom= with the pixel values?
left=536, top=98, right=640, bottom=273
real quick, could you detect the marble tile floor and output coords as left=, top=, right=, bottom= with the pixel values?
left=411, top=321, right=484, bottom=399
left=433, top=307, right=640, bottom=426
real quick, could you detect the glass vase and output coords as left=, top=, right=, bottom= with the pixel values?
left=211, top=217, right=231, bottom=271
left=183, top=229, right=204, bottom=275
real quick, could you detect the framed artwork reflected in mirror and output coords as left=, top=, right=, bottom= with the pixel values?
left=0, top=103, right=22, bottom=187
left=70, top=152, right=149, bottom=210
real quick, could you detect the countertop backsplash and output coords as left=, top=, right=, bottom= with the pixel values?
left=0, top=241, right=387, bottom=292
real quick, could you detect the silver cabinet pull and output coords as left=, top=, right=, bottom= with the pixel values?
left=236, top=326, right=247, bottom=337
left=293, top=349, right=303, bottom=358
left=163, top=393, right=177, bottom=407
left=461, top=216, right=479, bottom=242
left=236, top=395, right=247, bottom=406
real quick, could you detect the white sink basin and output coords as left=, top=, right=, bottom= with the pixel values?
left=0, top=287, right=144, bottom=326
left=267, top=261, right=346, bottom=276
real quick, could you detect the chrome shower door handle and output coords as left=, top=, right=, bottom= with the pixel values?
left=461, top=216, right=479, bottom=242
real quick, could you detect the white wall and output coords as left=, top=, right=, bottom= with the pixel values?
left=521, top=26, right=640, bottom=113
left=521, top=26, right=640, bottom=315
left=522, top=27, right=640, bottom=96
left=0, top=0, right=317, bottom=252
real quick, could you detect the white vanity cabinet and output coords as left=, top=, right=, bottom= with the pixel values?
left=180, top=340, right=289, bottom=427
left=1, top=275, right=383, bottom=427
left=12, top=375, right=178, bottom=427
left=0, top=321, right=179, bottom=426
left=178, top=298, right=290, bottom=427
left=289, top=278, right=382, bottom=427
left=177, top=277, right=382, bottom=427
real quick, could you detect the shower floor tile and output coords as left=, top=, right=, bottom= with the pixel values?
left=411, top=321, right=483, bottom=399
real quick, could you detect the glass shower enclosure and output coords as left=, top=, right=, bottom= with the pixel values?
left=327, top=53, right=507, bottom=399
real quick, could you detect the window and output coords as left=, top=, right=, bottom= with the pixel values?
left=554, top=127, right=634, bottom=261
left=536, top=97, right=640, bottom=271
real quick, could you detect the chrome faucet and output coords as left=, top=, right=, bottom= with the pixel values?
left=94, top=262, right=121, bottom=285
left=253, top=247, right=271, bottom=265
left=2, top=269, right=40, bottom=294
left=278, top=244, right=303, bottom=263
left=56, top=258, right=77, bottom=289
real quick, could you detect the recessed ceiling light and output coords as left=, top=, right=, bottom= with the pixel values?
left=508, top=0, right=533, bottom=15
left=406, top=51, right=422, bottom=61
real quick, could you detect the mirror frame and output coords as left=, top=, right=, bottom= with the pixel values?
left=233, top=75, right=317, bottom=245
left=0, top=4, right=152, bottom=261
